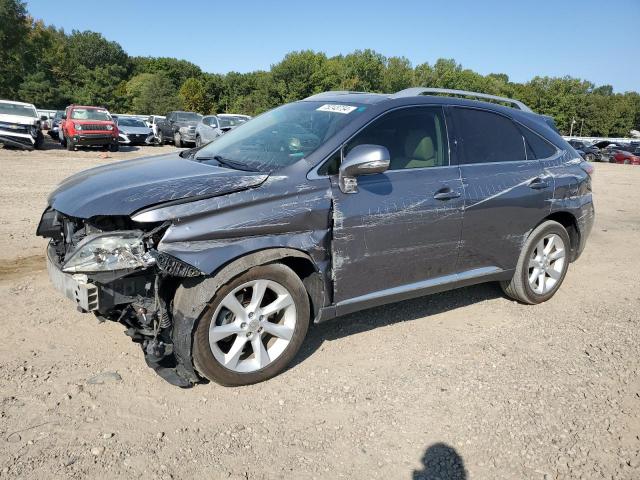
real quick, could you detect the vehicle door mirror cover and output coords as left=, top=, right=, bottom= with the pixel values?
left=339, top=144, right=390, bottom=194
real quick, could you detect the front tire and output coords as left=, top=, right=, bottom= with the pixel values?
left=501, top=220, right=570, bottom=304
left=585, top=153, right=595, bottom=162
left=34, top=130, right=44, bottom=150
left=157, top=130, right=164, bottom=145
left=174, top=132, right=182, bottom=148
left=192, top=263, right=310, bottom=386
left=66, top=136, right=75, bottom=151
left=195, top=135, right=201, bottom=147
left=109, top=142, right=119, bottom=152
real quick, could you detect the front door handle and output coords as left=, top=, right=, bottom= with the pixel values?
left=433, top=187, right=461, bottom=200
left=528, top=177, right=549, bottom=190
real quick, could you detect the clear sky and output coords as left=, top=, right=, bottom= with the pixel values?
left=25, top=0, right=640, bottom=93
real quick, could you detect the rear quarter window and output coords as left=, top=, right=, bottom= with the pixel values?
left=519, top=126, right=557, bottom=159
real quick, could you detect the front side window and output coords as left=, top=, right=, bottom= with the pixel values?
left=344, top=106, right=449, bottom=171
left=202, top=116, right=218, bottom=127
left=452, top=107, right=525, bottom=164
left=195, top=101, right=368, bottom=172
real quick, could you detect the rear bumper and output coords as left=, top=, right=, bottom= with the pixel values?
left=575, top=201, right=595, bottom=261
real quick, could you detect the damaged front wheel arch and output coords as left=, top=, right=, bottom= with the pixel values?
left=170, top=248, right=324, bottom=385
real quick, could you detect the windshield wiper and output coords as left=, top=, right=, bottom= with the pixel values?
left=194, top=154, right=257, bottom=172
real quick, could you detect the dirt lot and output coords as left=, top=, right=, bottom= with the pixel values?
left=0, top=139, right=639, bottom=479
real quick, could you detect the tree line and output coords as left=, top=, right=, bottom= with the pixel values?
left=1, top=0, right=638, bottom=137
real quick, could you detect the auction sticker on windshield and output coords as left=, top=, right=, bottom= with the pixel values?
left=316, top=104, right=358, bottom=114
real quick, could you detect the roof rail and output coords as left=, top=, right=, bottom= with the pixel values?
left=390, top=87, right=533, bottom=112
left=304, top=91, right=368, bottom=100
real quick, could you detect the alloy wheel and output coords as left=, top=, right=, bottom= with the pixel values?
left=528, top=233, right=566, bottom=295
left=208, top=279, right=297, bottom=373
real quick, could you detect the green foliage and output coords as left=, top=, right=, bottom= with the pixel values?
left=179, top=77, right=207, bottom=113
left=131, top=56, right=202, bottom=89
left=66, top=30, right=129, bottom=71
left=0, top=0, right=30, bottom=98
left=126, top=73, right=182, bottom=114
left=1, top=0, right=639, bottom=137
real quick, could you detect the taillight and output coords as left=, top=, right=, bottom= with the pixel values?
left=579, top=161, right=594, bottom=177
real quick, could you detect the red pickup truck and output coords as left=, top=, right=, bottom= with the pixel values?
left=60, top=105, right=119, bottom=151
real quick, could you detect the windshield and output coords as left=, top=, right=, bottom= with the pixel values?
left=0, top=103, right=37, bottom=118
left=195, top=101, right=367, bottom=171
left=118, top=118, right=146, bottom=127
left=71, top=108, right=111, bottom=121
left=177, top=112, right=202, bottom=122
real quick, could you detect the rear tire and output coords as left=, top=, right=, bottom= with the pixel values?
left=585, top=153, right=595, bottom=162
left=500, top=220, right=571, bottom=304
left=192, top=263, right=310, bottom=386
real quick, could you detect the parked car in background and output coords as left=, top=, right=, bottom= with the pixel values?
left=156, top=111, right=202, bottom=147
left=194, top=114, right=249, bottom=146
left=568, top=139, right=601, bottom=161
left=147, top=115, right=165, bottom=137
left=0, top=99, right=45, bottom=150
left=222, top=114, right=251, bottom=123
left=48, top=110, right=64, bottom=140
left=611, top=150, right=640, bottom=165
left=591, top=141, right=632, bottom=162
left=59, top=105, right=119, bottom=151
left=38, top=88, right=594, bottom=387
left=115, top=116, right=154, bottom=146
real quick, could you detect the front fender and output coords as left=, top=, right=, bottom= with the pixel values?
left=171, top=247, right=325, bottom=383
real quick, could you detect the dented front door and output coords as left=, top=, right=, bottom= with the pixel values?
left=330, top=167, right=464, bottom=304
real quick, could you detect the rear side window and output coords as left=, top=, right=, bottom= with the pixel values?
left=452, top=107, right=525, bottom=163
left=519, top=126, right=557, bottom=159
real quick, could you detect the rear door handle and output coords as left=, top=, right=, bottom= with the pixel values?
left=528, top=177, right=549, bottom=190
left=433, top=187, right=461, bottom=200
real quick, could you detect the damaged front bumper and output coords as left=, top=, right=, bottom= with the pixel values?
left=39, top=208, right=204, bottom=387
left=0, top=124, right=37, bottom=149
left=47, top=248, right=99, bottom=311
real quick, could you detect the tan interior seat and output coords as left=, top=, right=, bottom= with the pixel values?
left=397, top=130, right=436, bottom=169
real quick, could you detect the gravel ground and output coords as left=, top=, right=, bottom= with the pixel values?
left=0, top=139, right=638, bottom=479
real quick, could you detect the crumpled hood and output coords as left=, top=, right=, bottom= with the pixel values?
left=48, top=152, right=269, bottom=218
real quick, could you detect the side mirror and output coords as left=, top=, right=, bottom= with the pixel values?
left=62, top=114, right=67, bottom=120
left=40, top=115, right=47, bottom=121
left=339, top=144, right=390, bottom=194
